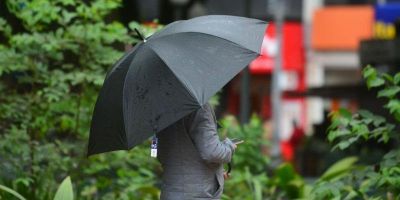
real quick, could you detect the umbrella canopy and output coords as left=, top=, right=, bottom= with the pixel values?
left=88, top=15, right=267, bottom=156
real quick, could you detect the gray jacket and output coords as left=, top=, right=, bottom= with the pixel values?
left=157, top=103, right=235, bottom=200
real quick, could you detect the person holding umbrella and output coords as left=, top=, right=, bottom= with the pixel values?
left=156, top=103, right=237, bottom=199
left=88, top=15, right=267, bottom=200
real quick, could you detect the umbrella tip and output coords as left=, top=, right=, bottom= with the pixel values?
left=134, top=28, right=146, bottom=42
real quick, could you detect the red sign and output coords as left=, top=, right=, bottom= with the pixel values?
left=249, top=22, right=304, bottom=74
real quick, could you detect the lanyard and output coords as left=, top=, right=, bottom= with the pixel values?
left=151, top=135, right=158, bottom=158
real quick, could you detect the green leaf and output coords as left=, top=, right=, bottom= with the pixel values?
left=363, top=65, right=375, bottom=79
left=327, top=131, right=337, bottom=142
left=252, top=178, right=262, bottom=200
left=59, top=0, right=76, bottom=6
left=380, top=132, right=389, bottom=143
left=343, top=190, right=359, bottom=200
left=372, top=115, right=386, bottom=127
left=382, top=73, right=394, bottom=83
left=336, top=137, right=358, bottom=150
left=367, top=76, right=385, bottom=89
left=61, top=11, right=77, bottom=24
left=394, top=112, right=400, bottom=122
left=363, top=66, right=386, bottom=89
left=386, top=99, right=400, bottom=114
left=275, top=163, right=297, bottom=183
left=328, top=129, right=351, bottom=142
left=14, top=177, right=34, bottom=187
left=358, top=109, right=373, bottom=119
left=377, top=86, right=400, bottom=98
left=355, top=124, right=369, bottom=139
left=394, top=72, right=400, bottom=85
left=54, top=176, right=73, bottom=200
left=0, top=184, right=26, bottom=200
left=361, top=117, right=373, bottom=125
left=0, top=17, right=12, bottom=37
left=320, top=157, right=358, bottom=181
left=338, top=108, right=352, bottom=119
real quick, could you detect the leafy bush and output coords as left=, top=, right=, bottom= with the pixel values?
left=219, top=115, right=270, bottom=174
left=220, top=66, right=400, bottom=200
left=0, top=0, right=162, bottom=199
left=218, top=115, right=271, bottom=200
left=312, top=66, right=400, bottom=199
left=1, top=176, right=75, bottom=200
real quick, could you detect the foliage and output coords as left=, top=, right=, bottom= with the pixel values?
left=319, top=157, right=358, bottom=182
left=248, top=66, right=400, bottom=200
left=317, top=66, right=400, bottom=199
left=219, top=115, right=270, bottom=174
left=0, top=0, right=162, bottom=199
left=222, top=167, right=269, bottom=200
left=327, top=109, right=395, bottom=151
left=267, top=163, right=306, bottom=199
left=1, top=176, right=75, bottom=200
left=218, top=115, right=270, bottom=200
left=81, top=147, right=161, bottom=200
left=307, top=157, right=360, bottom=200
left=0, top=184, right=26, bottom=200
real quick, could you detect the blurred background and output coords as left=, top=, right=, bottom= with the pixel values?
left=0, top=0, right=399, bottom=199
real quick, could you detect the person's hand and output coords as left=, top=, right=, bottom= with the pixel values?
left=225, top=138, right=237, bottom=151
left=232, top=143, right=237, bottom=151
left=223, top=171, right=231, bottom=180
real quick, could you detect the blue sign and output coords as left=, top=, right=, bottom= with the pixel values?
left=375, top=3, right=400, bottom=23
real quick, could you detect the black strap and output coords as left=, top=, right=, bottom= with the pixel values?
left=227, top=156, right=233, bottom=174
left=227, top=162, right=232, bottom=174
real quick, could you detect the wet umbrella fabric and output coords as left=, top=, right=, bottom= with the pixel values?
left=88, top=15, right=267, bottom=156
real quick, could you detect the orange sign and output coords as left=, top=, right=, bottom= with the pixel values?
left=312, top=6, right=374, bottom=50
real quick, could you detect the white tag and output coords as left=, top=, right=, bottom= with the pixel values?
left=151, top=149, right=157, bottom=158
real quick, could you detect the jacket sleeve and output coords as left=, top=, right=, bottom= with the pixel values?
left=186, top=104, right=235, bottom=164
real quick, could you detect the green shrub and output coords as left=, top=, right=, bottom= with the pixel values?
left=0, top=0, right=162, bottom=199
left=313, top=66, right=400, bottom=199
left=219, top=115, right=270, bottom=174
left=218, top=115, right=271, bottom=199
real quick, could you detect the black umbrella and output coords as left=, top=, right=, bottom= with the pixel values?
left=88, top=15, right=267, bottom=156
